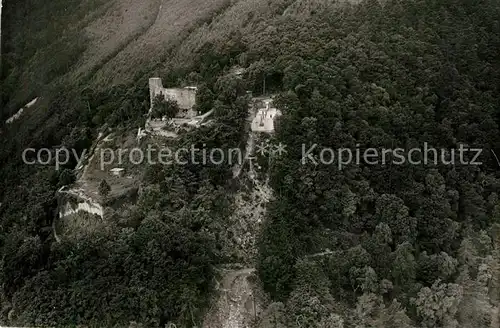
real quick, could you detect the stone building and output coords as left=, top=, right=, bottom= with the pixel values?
left=149, top=77, right=197, bottom=117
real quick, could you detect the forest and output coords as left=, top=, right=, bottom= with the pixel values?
left=1, top=0, right=500, bottom=327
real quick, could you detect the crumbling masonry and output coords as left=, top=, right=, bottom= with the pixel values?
left=149, top=77, right=197, bottom=117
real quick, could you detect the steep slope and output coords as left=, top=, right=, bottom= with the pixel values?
left=85, top=0, right=231, bottom=86
left=70, top=0, right=160, bottom=82
left=0, top=0, right=230, bottom=113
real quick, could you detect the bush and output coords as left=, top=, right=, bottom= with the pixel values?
left=151, top=96, right=180, bottom=119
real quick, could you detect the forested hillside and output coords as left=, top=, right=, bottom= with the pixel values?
left=254, top=1, right=500, bottom=327
left=1, top=0, right=500, bottom=327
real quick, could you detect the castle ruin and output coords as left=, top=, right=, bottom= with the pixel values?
left=149, top=78, right=197, bottom=117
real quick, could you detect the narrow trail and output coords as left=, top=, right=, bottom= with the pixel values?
left=204, top=268, right=259, bottom=328
left=233, top=106, right=256, bottom=178
left=203, top=102, right=273, bottom=328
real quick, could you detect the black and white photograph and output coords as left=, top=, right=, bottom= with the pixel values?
left=1, top=0, right=500, bottom=327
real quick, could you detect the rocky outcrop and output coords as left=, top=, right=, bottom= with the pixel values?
left=57, top=186, right=104, bottom=219
left=5, top=98, right=38, bottom=124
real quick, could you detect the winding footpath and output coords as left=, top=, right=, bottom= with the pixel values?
left=203, top=103, right=273, bottom=328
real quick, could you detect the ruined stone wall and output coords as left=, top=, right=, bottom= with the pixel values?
left=149, top=77, right=196, bottom=111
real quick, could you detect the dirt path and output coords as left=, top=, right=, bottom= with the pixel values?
left=233, top=106, right=257, bottom=178
left=203, top=177, right=270, bottom=328
left=203, top=102, right=273, bottom=328
left=204, top=268, right=260, bottom=328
